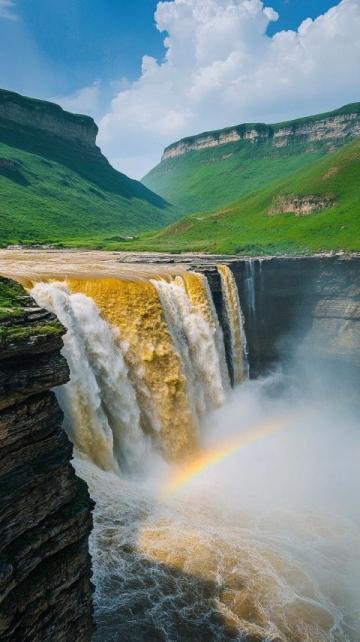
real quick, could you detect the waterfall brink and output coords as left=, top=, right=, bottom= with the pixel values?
left=217, top=265, right=249, bottom=384
left=152, top=274, right=228, bottom=422
left=31, top=282, right=147, bottom=473
left=66, top=277, right=198, bottom=461
left=31, top=270, right=243, bottom=468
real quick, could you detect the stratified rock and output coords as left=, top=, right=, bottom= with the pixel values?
left=0, top=278, right=95, bottom=641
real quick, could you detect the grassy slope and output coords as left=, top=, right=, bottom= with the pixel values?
left=123, top=138, right=360, bottom=255
left=0, top=107, right=176, bottom=248
left=143, top=104, right=360, bottom=214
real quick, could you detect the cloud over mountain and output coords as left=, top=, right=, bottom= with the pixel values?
left=98, top=0, right=360, bottom=178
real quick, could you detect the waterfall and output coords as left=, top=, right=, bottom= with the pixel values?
left=245, top=259, right=256, bottom=316
left=32, top=282, right=148, bottom=473
left=181, top=272, right=230, bottom=392
left=218, top=265, right=249, bottom=384
left=31, top=269, right=247, bottom=469
left=152, top=275, right=228, bottom=421
left=61, top=276, right=198, bottom=461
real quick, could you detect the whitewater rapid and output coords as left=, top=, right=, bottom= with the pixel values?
left=74, top=371, right=360, bottom=642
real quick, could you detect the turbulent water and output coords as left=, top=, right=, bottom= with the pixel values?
left=31, top=268, right=360, bottom=642
left=75, top=371, right=360, bottom=642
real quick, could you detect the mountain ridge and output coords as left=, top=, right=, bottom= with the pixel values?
left=143, top=102, right=360, bottom=215
left=160, top=102, right=360, bottom=160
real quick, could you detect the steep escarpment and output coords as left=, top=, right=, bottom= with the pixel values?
left=0, top=277, right=94, bottom=641
left=198, top=256, right=360, bottom=384
left=0, top=89, right=97, bottom=148
left=143, top=102, right=360, bottom=214
left=0, top=88, right=175, bottom=248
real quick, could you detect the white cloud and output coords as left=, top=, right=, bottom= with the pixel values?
left=97, top=0, right=360, bottom=179
left=0, top=0, right=17, bottom=20
left=52, top=81, right=102, bottom=118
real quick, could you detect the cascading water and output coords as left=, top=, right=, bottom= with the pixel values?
left=32, top=281, right=148, bottom=473
left=218, top=264, right=249, bottom=384
left=245, top=259, right=257, bottom=316
left=31, top=270, right=230, bottom=464
left=152, top=275, right=228, bottom=420
left=182, top=272, right=230, bottom=392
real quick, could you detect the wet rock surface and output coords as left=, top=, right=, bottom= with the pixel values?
left=0, top=280, right=95, bottom=641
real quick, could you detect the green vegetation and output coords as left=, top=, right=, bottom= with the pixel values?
left=0, top=89, right=177, bottom=248
left=0, top=276, right=28, bottom=319
left=122, top=138, right=360, bottom=255
left=143, top=103, right=360, bottom=214
left=0, top=275, right=64, bottom=345
left=0, top=321, right=64, bottom=345
left=0, top=90, right=358, bottom=256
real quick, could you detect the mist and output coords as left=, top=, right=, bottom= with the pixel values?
left=75, top=353, right=360, bottom=642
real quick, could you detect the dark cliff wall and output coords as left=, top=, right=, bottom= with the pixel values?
left=0, top=89, right=97, bottom=148
left=200, top=256, right=360, bottom=386
left=0, top=279, right=95, bottom=641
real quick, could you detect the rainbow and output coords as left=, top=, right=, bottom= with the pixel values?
left=161, top=417, right=288, bottom=500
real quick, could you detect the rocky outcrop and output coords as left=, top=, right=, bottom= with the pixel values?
left=0, top=279, right=95, bottom=641
left=162, top=104, right=360, bottom=160
left=0, top=89, right=97, bottom=148
left=269, top=194, right=335, bottom=216
left=0, top=158, right=18, bottom=172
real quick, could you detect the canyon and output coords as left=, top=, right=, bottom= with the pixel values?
left=0, top=249, right=359, bottom=641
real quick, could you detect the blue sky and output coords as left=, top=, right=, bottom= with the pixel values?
left=0, top=0, right=358, bottom=178
left=0, top=0, right=342, bottom=102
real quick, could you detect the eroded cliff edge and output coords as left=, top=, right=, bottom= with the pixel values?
left=0, top=277, right=95, bottom=641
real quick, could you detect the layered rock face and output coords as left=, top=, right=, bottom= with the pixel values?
left=269, top=194, right=335, bottom=216
left=162, top=105, right=360, bottom=160
left=0, top=89, right=97, bottom=148
left=188, top=255, right=360, bottom=384
left=0, top=280, right=95, bottom=641
left=231, top=256, right=360, bottom=381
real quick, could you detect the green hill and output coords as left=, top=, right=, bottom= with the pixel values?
left=125, top=138, right=360, bottom=255
left=0, top=89, right=176, bottom=248
left=143, top=103, right=360, bottom=215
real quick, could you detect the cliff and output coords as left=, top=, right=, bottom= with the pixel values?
left=0, top=88, right=175, bottom=249
left=198, top=256, right=360, bottom=385
left=0, top=89, right=97, bottom=149
left=143, top=102, right=360, bottom=215
left=0, top=278, right=95, bottom=641
left=161, top=103, right=360, bottom=161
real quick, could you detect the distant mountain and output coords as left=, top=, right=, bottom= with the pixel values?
left=143, top=103, right=360, bottom=215
left=128, top=137, right=360, bottom=255
left=0, top=89, right=176, bottom=248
